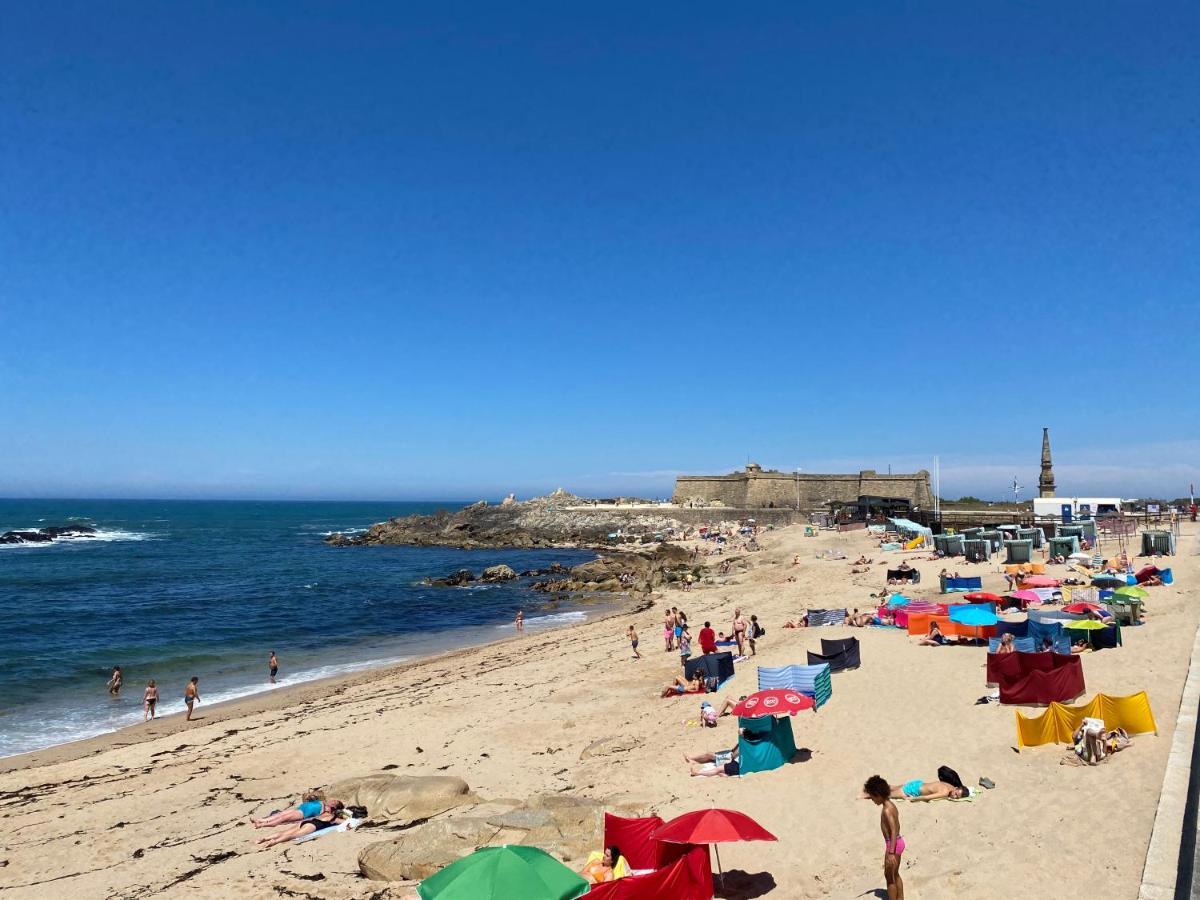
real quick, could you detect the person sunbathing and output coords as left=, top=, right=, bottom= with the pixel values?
left=684, top=742, right=740, bottom=777
left=918, top=621, right=948, bottom=646
left=252, top=794, right=341, bottom=829
left=844, top=608, right=875, bottom=627
left=859, top=779, right=969, bottom=801
left=581, top=845, right=622, bottom=884
left=661, top=671, right=706, bottom=697
left=783, top=615, right=809, bottom=628
left=996, top=633, right=1016, bottom=655
left=255, top=801, right=347, bottom=847
left=1071, top=639, right=1090, bottom=654
left=850, top=555, right=873, bottom=566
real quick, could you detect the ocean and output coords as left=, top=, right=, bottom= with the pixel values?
left=0, top=499, right=600, bottom=758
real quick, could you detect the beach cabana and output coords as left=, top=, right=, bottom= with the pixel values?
left=934, top=534, right=965, bottom=557
left=1141, top=531, right=1176, bottom=556
left=963, top=538, right=991, bottom=562
left=806, top=636, right=861, bottom=672
left=1048, top=536, right=1080, bottom=558
left=1004, top=540, right=1034, bottom=564
left=1015, top=692, right=1157, bottom=748
left=986, top=652, right=1084, bottom=704
left=737, top=714, right=799, bottom=775
left=1017, top=526, right=1045, bottom=549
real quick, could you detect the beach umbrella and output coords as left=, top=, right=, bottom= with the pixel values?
left=653, top=808, right=777, bottom=882
left=1022, top=575, right=1060, bottom=588
left=731, top=689, right=815, bottom=718
left=417, top=845, right=589, bottom=900
left=886, top=593, right=911, bottom=609
left=1114, top=585, right=1149, bottom=599
left=948, top=605, right=999, bottom=627
left=964, top=592, right=1002, bottom=603
left=1092, top=575, right=1126, bottom=588
left=1064, top=619, right=1108, bottom=631
left=1008, top=590, right=1041, bottom=604
left=1063, top=602, right=1102, bottom=614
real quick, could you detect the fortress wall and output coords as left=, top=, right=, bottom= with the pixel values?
left=674, top=469, right=932, bottom=511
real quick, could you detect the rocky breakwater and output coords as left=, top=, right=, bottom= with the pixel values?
left=531, top=542, right=698, bottom=594
left=325, top=490, right=686, bottom=550
left=0, top=524, right=98, bottom=545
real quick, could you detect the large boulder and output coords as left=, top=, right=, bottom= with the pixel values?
left=480, top=564, right=518, bottom=582
left=358, top=817, right=500, bottom=882
left=325, top=774, right=474, bottom=826
left=429, top=569, right=475, bottom=587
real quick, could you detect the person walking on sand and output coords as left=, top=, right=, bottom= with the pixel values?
left=515, top=610, right=524, bottom=632
left=269, top=651, right=279, bottom=684
left=732, top=609, right=749, bottom=656
left=627, top=625, right=641, bottom=659
left=107, top=666, right=123, bottom=697
left=143, top=680, right=158, bottom=721
left=863, top=775, right=905, bottom=900
left=184, top=676, right=200, bottom=721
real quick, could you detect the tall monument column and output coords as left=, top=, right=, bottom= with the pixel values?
left=1038, top=427, right=1056, bottom=498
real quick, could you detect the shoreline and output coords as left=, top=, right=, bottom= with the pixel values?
left=0, top=592, right=645, bottom=776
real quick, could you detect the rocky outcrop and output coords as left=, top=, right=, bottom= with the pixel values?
left=480, top=564, right=517, bottom=582
left=357, top=791, right=639, bottom=882
left=427, top=569, right=475, bottom=587
left=325, top=491, right=682, bottom=550
left=0, top=524, right=98, bottom=544
left=532, top=543, right=697, bottom=594
left=325, top=773, right=475, bottom=826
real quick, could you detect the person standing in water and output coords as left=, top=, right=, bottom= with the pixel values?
left=515, top=610, right=524, bottom=632
left=143, top=680, right=158, bottom=720
left=269, top=651, right=279, bottom=684
left=184, top=676, right=200, bottom=721
left=863, top=775, right=905, bottom=900
left=107, top=666, right=123, bottom=697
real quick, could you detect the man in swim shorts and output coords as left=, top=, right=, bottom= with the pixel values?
left=269, top=650, right=279, bottom=684
left=863, top=775, right=904, bottom=899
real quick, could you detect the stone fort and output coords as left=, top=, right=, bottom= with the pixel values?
left=673, top=463, right=934, bottom=511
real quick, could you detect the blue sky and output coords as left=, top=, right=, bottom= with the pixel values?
left=2, top=3, right=1197, bottom=501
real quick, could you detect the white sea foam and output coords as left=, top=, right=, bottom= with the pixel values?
left=0, top=527, right=158, bottom=549
left=498, top=610, right=588, bottom=629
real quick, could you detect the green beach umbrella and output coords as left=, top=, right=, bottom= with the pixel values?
left=417, top=845, right=589, bottom=900
left=1114, top=585, right=1149, bottom=599
left=1063, top=619, right=1107, bottom=630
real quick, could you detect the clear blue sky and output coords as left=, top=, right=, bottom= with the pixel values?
left=2, top=3, right=1197, bottom=501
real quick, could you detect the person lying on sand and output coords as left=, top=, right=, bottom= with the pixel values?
left=255, top=801, right=347, bottom=847
left=850, top=555, right=873, bottom=566
left=845, top=609, right=875, bottom=627
left=662, top=671, right=706, bottom=697
left=685, top=743, right=740, bottom=777
left=252, top=794, right=342, bottom=829
left=860, top=779, right=969, bottom=801
left=783, top=615, right=809, bottom=628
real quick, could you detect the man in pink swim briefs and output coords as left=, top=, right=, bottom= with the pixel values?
left=863, top=775, right=904, bottom=899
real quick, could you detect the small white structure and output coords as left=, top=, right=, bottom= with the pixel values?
left=1032, top=497, right=1122, bottom=520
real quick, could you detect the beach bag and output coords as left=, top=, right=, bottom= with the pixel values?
left=753, top=623, right=766, bottom=638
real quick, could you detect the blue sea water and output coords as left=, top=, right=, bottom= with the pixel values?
left=0, top=500, right=599, bottom=758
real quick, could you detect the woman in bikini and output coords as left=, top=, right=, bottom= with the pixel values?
left=143, top=680, right=158, bottom=721
left=255, top=800, right=347, bottom=847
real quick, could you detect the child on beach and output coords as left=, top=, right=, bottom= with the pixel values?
left=863, top=775, right=904, bottom=899
left=143, top=680, right=158, bottom=721
left=184, top=676, right=200, bottom=721
left=515, top=610, right=524, bottom=632
left=627, top=625, right=640, bottom=659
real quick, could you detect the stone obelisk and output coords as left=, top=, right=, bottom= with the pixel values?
left=1038, top=428, right=1056, bottom=498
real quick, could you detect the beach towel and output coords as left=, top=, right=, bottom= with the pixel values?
left=293, top=818, right=361, bottom=843
left=805, top=608, right=847, bottom=628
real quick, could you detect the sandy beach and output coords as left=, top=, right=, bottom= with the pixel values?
left=0, top=521, right=1194, bottom=899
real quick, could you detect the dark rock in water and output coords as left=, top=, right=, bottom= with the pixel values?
left=0, top=524, right=97, bottom=544
left=428, top=569, right=476, bottom=587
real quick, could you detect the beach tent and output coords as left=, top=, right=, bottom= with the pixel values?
left=1017, top=527, right=1045, bottom=549
left=1065, top=621, right=1123, bottom=650
left=806, top=636, right=861, bottom=672
left=684, top=652, right=734, bottom=688
left=934, top=534, right=965, bottom=556
left=601, top=814, right=666, bottom=871
left=1057, top=524, right=1086, bottom=541
left=963, top=539, right=991, bottom=562
left=1015, top=692, right=1157, bottom=748
left=940, top=575, right=982, bottom=593
left=979, top=530, right=1004, bottom=552
left=585, top=846, right=711, bottom=900
left=1141, top=531, right=1176, bottom=556
left=887, top=518, right=933, bottom=543
left=1004, top=540, right=1034, bottom=564
left=737, top=714, right=798, bottom=775
left=805, top=608, right=847, bottom=627
left=986, top=652, right=1084, bottom=704
left=757, top=664, right=832, bottom=708
left=1048, top=536, right=1080, bottom=558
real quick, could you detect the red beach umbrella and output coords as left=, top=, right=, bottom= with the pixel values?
left=1063, top=602, right=1102, bottom=614
left=653, top=808, right=777, bottom=883
left=730, top=689, right=814, bottom=718
left=964, top=592, right=1002, bottom=602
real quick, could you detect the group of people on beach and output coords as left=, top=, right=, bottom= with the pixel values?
left=104, top=651, right=279, bottom=723
left=659, top=605, right=762, bottom=664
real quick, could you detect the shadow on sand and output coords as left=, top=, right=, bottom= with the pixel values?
left=713, top=869, right=776, bottom=898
